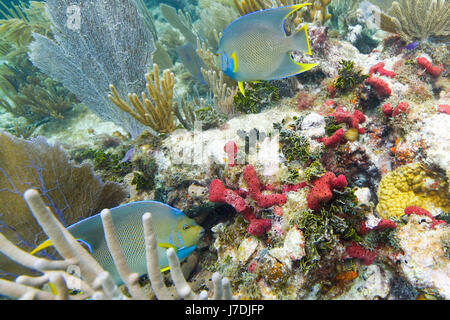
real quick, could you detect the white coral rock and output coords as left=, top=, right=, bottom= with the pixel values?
left=238, top=237, right=259, bottom=263
left=301, top=112, right=326, bottom=138
left=397, top=214, right=450, bottom=298
left=269, top=227, right=305, bottom=269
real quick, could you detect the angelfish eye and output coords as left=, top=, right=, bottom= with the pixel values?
left=182, top=224, right=191, bottom=230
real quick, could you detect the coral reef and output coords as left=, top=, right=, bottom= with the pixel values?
left=0, top=0, right=448, bottom=302
left=0, top=57, right=77, bottom=124
left=0, top=189, right=232, bottom=300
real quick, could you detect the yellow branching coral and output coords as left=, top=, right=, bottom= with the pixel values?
left=376, top=163, right=450, bottom=219
left=108, top=64, right=177, bottom=134
left=234, top=0, right=332, bottom=25
left=377, top=0, right=450, bottom=42
left=233, top=0, right=271, bottom=15
left=309, top=0, right=332, bottom=25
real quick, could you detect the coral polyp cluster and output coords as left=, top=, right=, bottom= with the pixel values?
left=376, top=163, right=450, bottom=219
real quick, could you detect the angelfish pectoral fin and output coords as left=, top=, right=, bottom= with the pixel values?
left=31, top=238, right=93, bottom=255
left=160, top=266, right=170, bottom=272
left=48, top=282, right=58, bottom=296
left=238, top=81, right=245, bottom=96
left=158, top=243, right=178, bottom=273
left=158, top=242, right=178, bottom=253
left=30, top=239, right=53, bottom=255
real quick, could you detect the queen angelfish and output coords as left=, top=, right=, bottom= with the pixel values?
left=31, top=201, right=204, bottom=285
left=218, top=3, right=318, bottom=95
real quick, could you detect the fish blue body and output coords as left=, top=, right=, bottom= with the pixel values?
left=218, top=4, right=318, bottom=94
left=33, top=201, right=204, bottom=285
left=405, top=41, right=419, bottom=50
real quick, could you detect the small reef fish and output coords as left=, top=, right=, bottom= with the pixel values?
left=119, top=147, right=135, bottom=163
left=31, top=201, right=204, bottom=285
left=405, top=41, right=419, bottom=51
left=218, top=4, right=318, bottom=95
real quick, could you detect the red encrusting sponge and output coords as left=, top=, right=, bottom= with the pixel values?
left=369, top=62, right=395, bottom=78
left=242, top=207, right=272, bottom=236
left=416, top=57, right=444, bottom=77
left=382, top=102, right=409, bottom=118
left=382, top=103, right=393, bottom=117
left=392, top=102, right=409, bottom=117
left=243, top=164, right=286, bottom=208
left=208, top=159, right=287, bottom=236
left=358, top=218, right=397, bottom=235
left=208, top=179, right=247, bottom=213
left=345, top=242, right=376, bottom=265
left=306, top=172, right=347, bottom=211
left=365, top=77, right=391, bottom=97
left=224, top=141, right=238, bottom=167
left=437, top=104, right=450, bottom=115
left=404, top=206, right=447, bottom=229
left=317, top=128, right=344, bottom=147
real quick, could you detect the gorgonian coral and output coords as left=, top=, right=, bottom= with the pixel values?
left=377, top=0, right=450, bottom=42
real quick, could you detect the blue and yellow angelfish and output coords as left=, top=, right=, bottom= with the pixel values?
left=218, top=3, right=318, bottom=95
left=31, top=201, right=204, bottom=285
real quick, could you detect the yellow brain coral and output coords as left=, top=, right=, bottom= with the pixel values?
left=376, top=163, right=450, bottom=219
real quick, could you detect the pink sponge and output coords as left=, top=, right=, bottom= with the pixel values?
left=437, top=104, right=450, bottom=115
left=243, top=164, right=286, bottom=208
left=307, top=172, right=347, bottom=210
left=208, top=179, right=247, bottom=213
